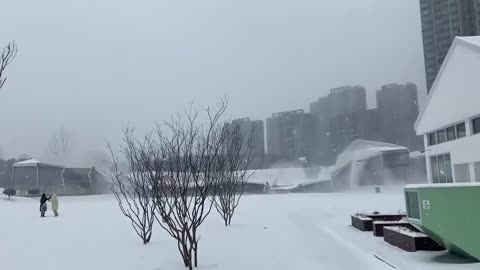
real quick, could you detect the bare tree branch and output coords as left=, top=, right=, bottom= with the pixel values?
left=0, top=41, right=17, bottom=90
left=110, top=98, right=231, bottom=269
left=49, top=127, right=73, bottom=161
left=212, top=118, right=256, bottom=226
left=107, top=128, right=156, bottom=245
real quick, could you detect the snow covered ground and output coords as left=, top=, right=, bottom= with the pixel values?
left=1, top=187, right=478, bottom=270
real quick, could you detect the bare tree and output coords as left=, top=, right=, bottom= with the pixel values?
left=108, top=128, right=156, bottom=244
left=144, top=100, right=228, bottom=270
left=49, top=127, right=73, bottom=160
left=212, top=121, right=254, bottom=226
left=0, top=42, right=17, bottom=90
left=110, top=99, right=230, bottom=268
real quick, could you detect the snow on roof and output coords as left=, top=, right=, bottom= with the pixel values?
left=405, top=182, right=480, bottom=189
left=415, top=36, right=480, bottom=134
left=332, top=140, right=407, bottom=175
left=13, top=159, right=40, bottom=167
left=13, top=159, right=64, bottom=168
left=458, top=35, right=480, bottom=47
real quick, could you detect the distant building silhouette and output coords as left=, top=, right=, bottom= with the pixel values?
left=329, top=109, right=381, bottom=155
left=310, top=97, right=333, bottom=165
left=328, top=86, right=367, bottom=117
left=376, top=83, right=422, bottom=151
left=230, top=118, right=265, bottom=157
left=309, top=86, right=368, bottom=164
left=266, top=110, right=314, bottom=161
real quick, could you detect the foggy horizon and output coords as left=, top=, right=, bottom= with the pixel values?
left=0, top=0, right=426, bottom=160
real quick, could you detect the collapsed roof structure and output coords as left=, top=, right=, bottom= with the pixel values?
left=11, top=159, right=109, bottom=195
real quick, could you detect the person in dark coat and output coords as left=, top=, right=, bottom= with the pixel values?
left=40, top=193, right=51, bottom=217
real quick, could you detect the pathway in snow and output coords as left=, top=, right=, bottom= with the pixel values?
left=288, top=211, right=390, bottom=270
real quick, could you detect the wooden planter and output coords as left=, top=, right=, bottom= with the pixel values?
left=383, top=226, right=445, bottom=252
left=351, top=215, right=373, bottom=231
left=366, top=214, right=406, bottom=221
left=372, top=221, right=412, bottom=237
left=351, top=214, right=406, bottom=232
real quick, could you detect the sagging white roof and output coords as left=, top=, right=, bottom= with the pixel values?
left=13, top=159, right=40, bottom=167
left=332, top=139, right=408, bottom=175
left=13, top=159, right=64, bottom=168
left=415, top=36, right=480, bottom=135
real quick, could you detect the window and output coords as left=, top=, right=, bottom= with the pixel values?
left=445, top=154, right=453, bottom=183
left=473, top=117, right=480, bottom=134
left=429, top=122, right=465, bottom=146
left=430, top=156, right=439, bottom=183
left=428, top=132, right=437, bottom=146
left=430, top=153, right=453, bottom=183
left=454, top=163, right=470, bottom=182
left=446, top=126, right=456, bottom=141
left=474, top=162, right=480, bottom=182
left=438, top=154, right=446, bottom=183
left=437, top=129, right=446, bottom=143
left=457, top=123, right=466, bottom=138
left=405, top=191, right=420, bottom=219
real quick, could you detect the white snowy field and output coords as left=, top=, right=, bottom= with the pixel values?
left=1, top=188, right=479, bottom=270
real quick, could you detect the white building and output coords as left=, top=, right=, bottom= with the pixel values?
left=415, top=36, right=480, bottom=183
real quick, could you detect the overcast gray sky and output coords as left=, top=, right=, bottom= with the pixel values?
left=0, top=0, right=426, bottom=161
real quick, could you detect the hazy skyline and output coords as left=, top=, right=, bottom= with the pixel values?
left=0, top=0, right=426, bottom=161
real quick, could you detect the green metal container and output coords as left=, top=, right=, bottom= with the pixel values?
left=404, top=184, right=480, bottom=260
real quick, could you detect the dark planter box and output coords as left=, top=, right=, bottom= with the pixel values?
left=383, top=226, right=445, bottom=252
left=351, top=215, right=373, bottom=231
left=352, top=214, right=406, bottom=232
left=372, top=221, right=412, bottom=237
left=366, top=214, right=406, bottom=221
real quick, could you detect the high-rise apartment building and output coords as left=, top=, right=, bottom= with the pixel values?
left=328, top=86, right=367, bottom=117
left=266, top=110, right=314, bottom=161
left=420, top=0, right=480, bottom=92
left=230, top=118, right=265, bottom=157
left=376, top=83, right=423, bottom=151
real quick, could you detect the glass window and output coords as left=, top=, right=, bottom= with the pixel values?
left=406, top=191, right=420, bottom=219
left=457, top=123, right=466, bottom=138
left=431, top=156, right=439, bottom=183
left=437, top=129, right=447, bottom=143
left=447, top=126, right=456, bottom=141
left=438, top=154, right=446, bottom=183
left=428, top=132, right=437, bottom=146
left=445, top=154, right=453, bottom=183
left=454, top=164, right=470, bottom=182
left=430, top=153, right=453, bottom=184
left=473, top=117, right=480, bottom=134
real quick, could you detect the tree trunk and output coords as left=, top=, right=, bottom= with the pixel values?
left=181, top=242, right=191, bottom=268
left=188, top=242, right=194, bottom=270
left=193, top=228, right=198, bottom=268
left=193, top=244, right=198, bottom=268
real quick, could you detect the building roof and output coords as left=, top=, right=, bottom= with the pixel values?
left=415, top=36, right=480, bottom=134
left=13, top=159, right=65, bottom=168
left=13, top=159, right=40, bottom=167
left=331, top=140, right=408, bottom=176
